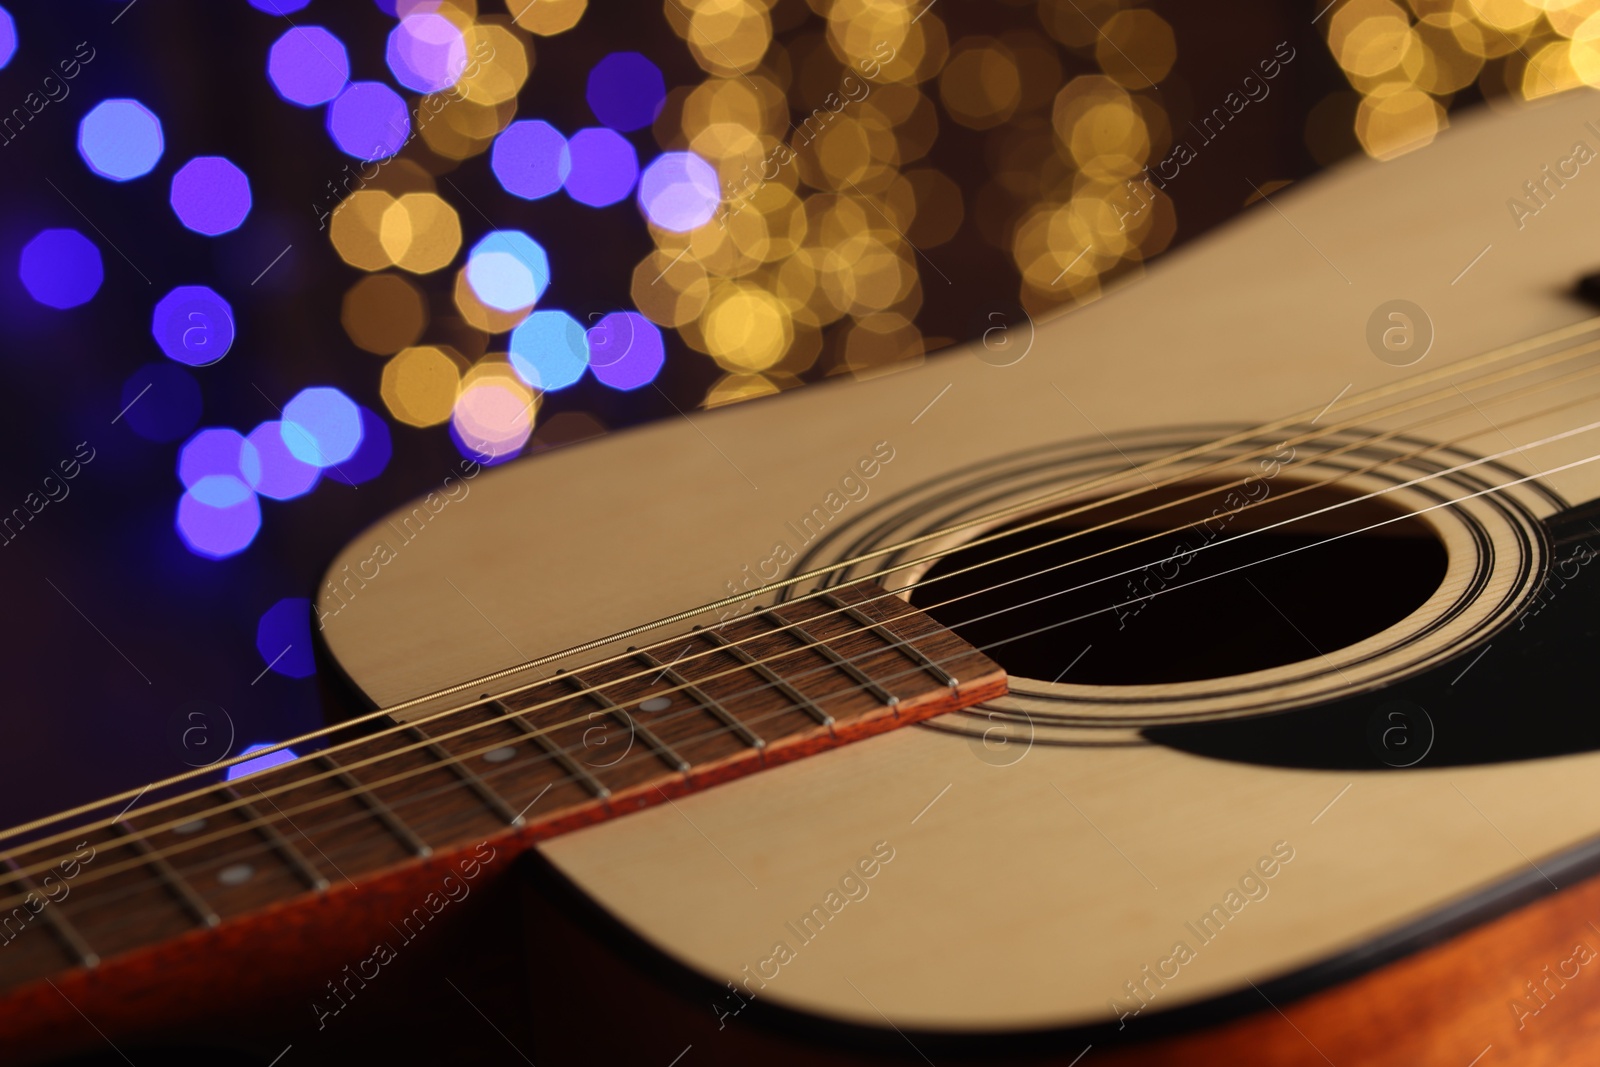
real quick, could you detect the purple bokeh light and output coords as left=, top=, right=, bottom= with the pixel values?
left=226, top=742, right=299, bottom=779
left=586, top=52, right=666, bottom=132
left=638, top=151, right=720, bottom=232
left=327, top=82, right=411, bottom=161
left=248, top=0, right=312, bottom=13
left=282, top=386, right=364, bottom=466
left=152, top=285, right=235, bottom=367
left=587, top=311, right=665, bottom=391
left=170, top=157, right=252, bottom=236
left=386, top=13, right=467, bottom=93
left=325, top=407, right=392, bottom=485
left=77, top=98, right=163, bottom=181
left=179, top=428, right=257, bottom=489
left=176, top=476, right=261, bottom=559
left=464, top=231, right=550, bottom=312
left=0, top=8, right=16, bottom=71
left=19, top=229, right=102, bottom=309
left=564, top=127, right=637, bottom=208
left=256, top=598, right=317, bottom=679
left=268, top=26, right=349, bottom=107
left=245, top=422, right=321, bottom=500
left=490, top=120, right=569, bottom=200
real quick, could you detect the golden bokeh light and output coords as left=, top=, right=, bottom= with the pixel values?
left=330, top=191, right=398, bottom=272
left=382, top=345, right=466, bottom=428
left=343, top=274, right=429, bottom=355
left=702, top=284, right=793, bottom=372
left=509, top=0, right=586, bottom=36
left=380, top=193, right=463, bottom=274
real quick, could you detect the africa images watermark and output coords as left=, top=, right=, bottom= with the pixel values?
left=0, top=441, right=97, bottom=549
left=0, top=40, right=97, bottom=147
left=1109, top=840, right=1296, bottom=1029
left=712, top=840, right=897, bottom=1028
left=0, top=841, right=96, bottom=950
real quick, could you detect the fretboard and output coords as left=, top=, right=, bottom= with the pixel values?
left=0, top=581, right=1004, bottom=1006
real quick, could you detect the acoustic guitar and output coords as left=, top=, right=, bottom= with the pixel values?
left=13, top=87, right=1600, bottom=1066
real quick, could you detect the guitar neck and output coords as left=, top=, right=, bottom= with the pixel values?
left=0, top=581, right=1003, bottom=1059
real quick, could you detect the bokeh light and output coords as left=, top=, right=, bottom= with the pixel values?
left=267, top=26, right=350, bottom=107
left=119, top=363, right=201, bottom=443
left=638, top=151, right=720, bottom=231
left=342, top=273, right=428, bottom=354
left=77, top=99, right=163, bottom=181
left=379, top=192, right=461, bottom=273
left=491, top=120, right=570, bottom=200
left=226, top=743, right=299, bottom=780
left=451, top=362, right=536, bottom=462
left=381, top=344, right=462, bottom=426
left=587, top=311, right=664, bottom=390
left=256, top=599, right=316, bottom=679
left=244, top=422, right=321, bottom=500
left=152, top=285, right=235, bottom=366
left=19, top=229, right=102, bottom=309
left=327, top=82, right=411, bottom=160
left=386, top=13, right=468, bottom=93
left=325, top=407, right=392, bottom=485
left=586, top=52, right=667, bottom=131
left=179, top=428, right=257, bottom=489
left=176, top=477, right=261, bottom=559
left=511, top=0, right=586, bottom=36
left=0, top=7, right=15, bottom=70
left=464, top=230, right=550, bottom=311
left=509, top=310, right=589, bottom=391
left=170, top=157, right=253, bottom=236
left=282, top=386, right=364, bottom=467
left=564, top=127, right=638, bottom=207
left=247, top=0, right=311, bottom=13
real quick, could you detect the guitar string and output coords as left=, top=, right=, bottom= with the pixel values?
left=8, top=322, right=1598, bottom=864
left=4, top=346, right=1593, bottom=878
left=11, top=397, right=1600, bottom=923
left=35, top=430, right=1600, bottom=944
left=1, top=341, right=1596, bottom=882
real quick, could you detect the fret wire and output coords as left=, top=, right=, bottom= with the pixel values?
left=405, top=724, right=525, bottom=827
left=223, top=788, right=330, bottom=892
left=7, top=351, right=1598, bottom=866
left=318, top=752, right=431, bottom=858
left=630, top=647, right=766, bottom=750
left=487, top=699, right=612, bottom=799
left=695, top=625, right=835, bottom=728
left=759, top=609, right=901, bottom=707
left=8, top=320, right=1591, bottom=860
left=2, top=857, right=99, bottom=968
left=15, top=371, right=1600, bottom=908
left=814, top=590, right=960, bottom=689
left=114, top=821, right=220, bottom=929
left=560, top=672, right=691, bottom=773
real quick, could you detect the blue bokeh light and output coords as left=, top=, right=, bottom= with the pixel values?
left=19, top=229, right=103, bottom=309
left=255, top=599, right=317, bottom=679
left=152, top=285, right=235, bottom=367
left=245, top=422, right=321, bottom=500
left=179, top=428, right=257, bottom=489
left=588, top=311, right=665, bottom=391
left=386, top=13, right=467, bottom=93
left=282, top=387, right=363, bottom=467
left=638, top=151, right=721, bottom=232
left=464, top=230, right=550, bottom=311
left=268, top=26, right=349, bottom=107
left=120, top=363, right=201, bottom=443
left=325, top=407, right=392, bottom=485
left=77, top=99, right=163, bottom=181
left=170, top=157, right=252, bottom=236
left=0, top=8, right=16, bottom=70
left=586, top=52, right=666, bottom=132
left=176, top=476, right=261, bottom=559
left=564, top=127, right=638, bottom=208
left=509, top=310, right=590, bottom=391
left=327, top=82, right=410, bottom=161
left=226, top=742, right=299, bottom=779
left=490, top=120, right=569, bottom=200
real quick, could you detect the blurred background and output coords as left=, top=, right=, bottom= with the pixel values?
left=0, top=0, right=1585, bottom=825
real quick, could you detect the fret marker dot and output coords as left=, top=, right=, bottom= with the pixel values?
left=218, top=863, right=255, bottom=886
left=483, top=746, right=517, bottom=763
left=640, top=697, right=671, bottom=712
left=173, top=818, right=207, bottom=835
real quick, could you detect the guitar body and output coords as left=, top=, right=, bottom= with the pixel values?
left=309, top=86, right=1600, bottom=1062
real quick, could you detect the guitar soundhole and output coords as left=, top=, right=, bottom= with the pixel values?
left=912, top=478, right=1448, bottom=685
